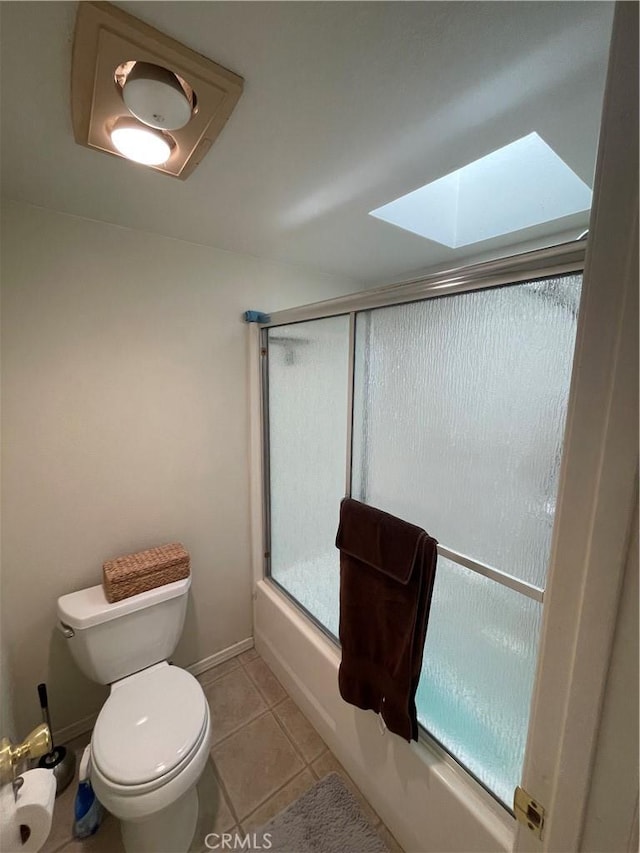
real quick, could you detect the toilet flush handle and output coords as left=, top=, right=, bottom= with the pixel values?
left=58, top=622, right=75, bottom=639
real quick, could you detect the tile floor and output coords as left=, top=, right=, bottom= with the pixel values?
left=41, top=648, right=403, bottom=853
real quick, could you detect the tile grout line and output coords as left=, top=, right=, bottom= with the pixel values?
left=45, top=820, right=74, bottom=853
left=197, top=647, right=256, bottom=687
left=204, top=662, right=272, bottom=829
left=206, top=655, right=387, bottom=841
left=208, top=707, right=306, bottom=829
left=48, top=840, right=72, bottom=853
left=209, top=711, right=290, bottom=829
left=239, top=655, right=323, bottom=767
left=197, top=661, right=241, bottom=689
left=230, top=709, right=308, bottom=824
left=239, top=657, right=333, bottom=788
left=204, top=654, right=275, bottom=833
left=238, top=658, right=269, bottom=704
left=272, top=697, right=329, bottom=765
left=209, top=707, right=272, bottom=752
left=269, top=701, right=316, bottom=769
left=240, top=658, right=286, bottom=709
left=234, top=658, right=335, bottom=825
left=209, top=759, right=242, bottom=830
left=238, top=765, right=314, bottom=830
left=211, top=658, right=314, bottom=829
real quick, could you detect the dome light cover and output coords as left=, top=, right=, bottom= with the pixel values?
left=110, top=119, right=172, bottom=166
left=122, top=62, right=192, bottom=131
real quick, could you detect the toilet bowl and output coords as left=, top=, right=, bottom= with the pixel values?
left=91, top=663, right=211, bottom=852
left=57, top=577, right=210, bottom=853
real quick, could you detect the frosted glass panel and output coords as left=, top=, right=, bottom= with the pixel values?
left=351, top=275, right=581, bottom=805
left=266, top=276, right=580, bottom=807
left=268, top=316, right=349, bottom=636
left=416, top=557, right=541, bottom=804
left=352, top=276, right=581, bottom=587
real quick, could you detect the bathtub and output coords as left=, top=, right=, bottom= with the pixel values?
left=254, top=578, right=515, bottom=853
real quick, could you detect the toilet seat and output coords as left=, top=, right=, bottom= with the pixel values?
left=91, top=702, right=211, bottom=824
left=92, top=663, right=207, bottom=793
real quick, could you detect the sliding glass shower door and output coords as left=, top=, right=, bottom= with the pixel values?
left=351, top=276, right=581, bottom=804
left=267, top=315, right=350, bottom=638
left=263, top=269, right=582, bottom=808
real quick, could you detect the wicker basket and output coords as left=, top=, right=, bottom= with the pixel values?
left=103, top=542, right=190, bottom=603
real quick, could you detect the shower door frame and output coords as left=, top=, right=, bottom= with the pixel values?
left=259, top=242, right=583, bottom=629
left=251, top=8, right=637, bottom=846
left=250, top=221, right=637, bottom=850
left=256, top=239, right=586, bottom=809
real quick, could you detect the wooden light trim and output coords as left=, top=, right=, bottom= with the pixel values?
left=71, top=1, right=244, bottom=179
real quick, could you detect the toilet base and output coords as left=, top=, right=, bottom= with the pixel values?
left=120, top=786, right=198, bottom=853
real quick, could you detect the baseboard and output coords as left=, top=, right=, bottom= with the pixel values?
left=185, top=636, right=254, bottom=678
left=54, top=637, right=254, bottom=743
left=55, top=712, right=99, bottom=746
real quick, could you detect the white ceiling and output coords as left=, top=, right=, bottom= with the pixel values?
left=0, top=1, right=614, bottom=286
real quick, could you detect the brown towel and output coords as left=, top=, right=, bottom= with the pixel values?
left=335, top=498, right=438, bottom=741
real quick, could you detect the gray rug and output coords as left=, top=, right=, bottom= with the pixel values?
left=252, top=772, right=389, bottom=853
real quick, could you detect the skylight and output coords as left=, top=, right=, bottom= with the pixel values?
left=369, top=132, right=592, bottom=248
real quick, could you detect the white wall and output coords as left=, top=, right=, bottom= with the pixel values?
left=0, top=199, right=356, bottom=736
left=0, top=632, right=17, bottom=744
left=581, top=509, right=639, bottom=852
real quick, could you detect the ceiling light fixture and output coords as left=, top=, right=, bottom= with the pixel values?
left=71, top=2, right=244, bottom=179
left=110, top=118, right=172, bottom=166
left=121, top=62, right=193, bottom=131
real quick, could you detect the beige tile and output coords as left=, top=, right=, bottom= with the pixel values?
left=187, top=760, right=236, bottom=852
left=192, top=758, right=236, bottom=840
left=41, top=775, right=77, bottom=852
left=243, top=658, right=286, bottom=706
left=54, top=813, right=124, bottom=853
left=238, top=648, right=259, bottom=664
left=311, top=752, right=380, bottom=827
left=42, top=738, right=94, bottom=853
left=212, top=713, right=304, bottom=820
left=378, top=824, right=405, bottom=853
left=197, top=657, right=240, bottom=688
left=204, top=667, right=267, bottom=745
left=273, top=698, right=326, bottom=763
left=241, top=769, right=316, bottom=833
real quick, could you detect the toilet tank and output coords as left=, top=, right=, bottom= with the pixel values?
left=57, top=577, right=190, bottom=684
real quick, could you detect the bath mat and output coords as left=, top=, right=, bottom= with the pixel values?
left=252, top=772, right=389, bottom=853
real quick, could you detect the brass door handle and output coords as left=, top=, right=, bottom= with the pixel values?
left=0, top=723, right=51, bottom=784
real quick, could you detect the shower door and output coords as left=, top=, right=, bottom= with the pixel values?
left=259, top=236, right=636, bottom=844
left=351, top=277, right=581, bottom=806
left=264, top=270, right=583, bottom=810
left=258, top=9, right=637, bottom=843
left=266, top=315, right=350, bottom=639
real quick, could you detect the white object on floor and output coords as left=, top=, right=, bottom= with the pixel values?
left=120, top=786, right=199, bottom=853
left=56, top=575, right=211, bottom=853
left=14, top=768, right=56, bottom=853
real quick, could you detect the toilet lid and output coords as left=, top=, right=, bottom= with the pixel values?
left=92, top=665, right=207, bottom=786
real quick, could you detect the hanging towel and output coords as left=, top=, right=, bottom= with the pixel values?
left=335, top=498, right=438, bottom=741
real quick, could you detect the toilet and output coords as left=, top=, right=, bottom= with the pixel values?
left=57, top=577, right=210, bottom=853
